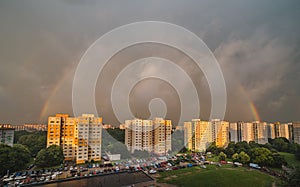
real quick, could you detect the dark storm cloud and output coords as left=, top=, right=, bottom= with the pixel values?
left=0, top=0, right=299, bottom=125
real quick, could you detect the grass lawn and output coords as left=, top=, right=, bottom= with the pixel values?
left=157, top=165, right=278, bottom=187
left=279, top=152, right=300, bottom=168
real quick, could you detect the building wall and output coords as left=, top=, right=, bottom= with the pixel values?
left=0, top=125, right=14, bottom=146
left=241, top=122, right=254, bottom=142
left=184, top=119, right=219, bottom=152
left=125, top=120, right=133, bottom=152
left=47, top=114, right=67, bottom=147
left=142, top=120, right=153, bottom=152
left=279, top=123, right=290, bottom=140
left=229, top=123, right=238, bottom=143
left=153, top=118, right=172, bottom=155
left=211, top=119, right=229, bottom=147
left=195, top=120, right=212, bottom=152
left=183, top=121, right=193, bottom=151
left=125, top=118, right=172, bottom=156
left=293, top=122, right=300, bottom=144
left=62, top=117, right=76, bottom=161
left=252, top=121, right=268, bottom=144
left=274, top=122, right=280, bottom=138
left=47, top=114, right=102, bottom=164
left=76, top=114, right=102, bottom=164
left=131, top=119, right=143, bottom=153
left=267, top=123, right=276, bottom=139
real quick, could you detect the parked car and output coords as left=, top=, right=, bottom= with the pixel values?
left=249, top=163, right=261, bottom=169
left=27, top=164, right=35, bottom=170
left=149, top=169, right=157, bottom=174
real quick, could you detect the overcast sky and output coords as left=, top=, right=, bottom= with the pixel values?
left=0, top=0, right=299, bottom=125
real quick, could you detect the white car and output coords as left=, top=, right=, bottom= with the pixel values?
left=149, top=169, right=157, bottom=174
left=51, top=174, right=57, bottom=180
left=3, top=177, right=14, bottom=182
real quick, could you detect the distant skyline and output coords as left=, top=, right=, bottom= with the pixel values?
left=0, top=1, right=300, bottom=125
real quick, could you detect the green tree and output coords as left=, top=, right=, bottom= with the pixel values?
left=206, top=142, right=219, bottom=155
left=249, top=141, right=259, bottom=148
left=287, top=166, right=300, bottom=186
left=295, top=145, right=300, bottom=161
left=14, top=130, right=31, bottom=143
left=219, top=152, right=227, bottom=161
left=179, top=147, right=188, bottom=153
left=238, top=151, right=250, bottom=164
left=232, top=153, right=239, bottom=162
left=235, top=141, right=251, bottom=154
left=35, top=148, right=47, bottom=167
left=271, top=153, right=287, bottom=168
left=35, top=145, right=64, bottom=167
left=17, top=132, right=46, bottom=157
left=0, top=144, right=31, bottom=176
left=271, top=138, right=290, bottom=152
left=250, top=147, right=273, bottom=166
left=289, top=143, right=300, bottom=156
left=106, top=128, right=125, bottom=143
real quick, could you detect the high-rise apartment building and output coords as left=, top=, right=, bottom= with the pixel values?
left=76, top=114, right=102, bottom=164
left=252, top=121, right=268, bottom=144
left=292, top=122, right=300, bottom=144
left=267, top=123, right=276, bottom=139
left=47, top=114, right=67, bottom=146
left=211, top=119, right=229, bottom=147
left=184, top=119, right=212, bottom=152
left=125, top=119, right=152, bottom=153
left=0, top=124, right=14, bottom=146
left=125, top=118, right=172, bottom=156
left=279, top=123, right=290, bottom=140
left=288, top=123, right=294, bottom=142
left=47, top=114, right=102, bottom=164
left=274, top=122, right=281, bottom=138
left=153, top=118, right=172, bottom=155
left=240, top=122, right=254, bottom=142
left=229, top=122, right=238, bottom=143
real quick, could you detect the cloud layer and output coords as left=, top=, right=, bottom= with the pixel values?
left=0, top=0, right=299, bottom=125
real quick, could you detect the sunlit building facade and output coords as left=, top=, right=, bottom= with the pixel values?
left=279, top=123, right=290, bottom=140
left=211, top=119, right=229, bottom=147
left=252, top=121, right=268, bottom=144
left=267, top=123, right=276, bottom=139
left=47, top=114, right=102, bottom=164
left=184, top=119, right=212, bottom=152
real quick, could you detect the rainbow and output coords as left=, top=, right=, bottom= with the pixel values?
left=238, top=85, right=261, bottom=122
left=39, top=69, right=72, bottom=122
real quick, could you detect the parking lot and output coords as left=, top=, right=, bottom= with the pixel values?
left=1, top=153, right=230, bottom=186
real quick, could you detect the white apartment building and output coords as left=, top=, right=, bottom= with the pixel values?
left=125, top=118, right=172, bottom=155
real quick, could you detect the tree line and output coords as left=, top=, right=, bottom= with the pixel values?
left=0, top=131, right=64, bottom=176
left=206, top=138, right=300, bottom=168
